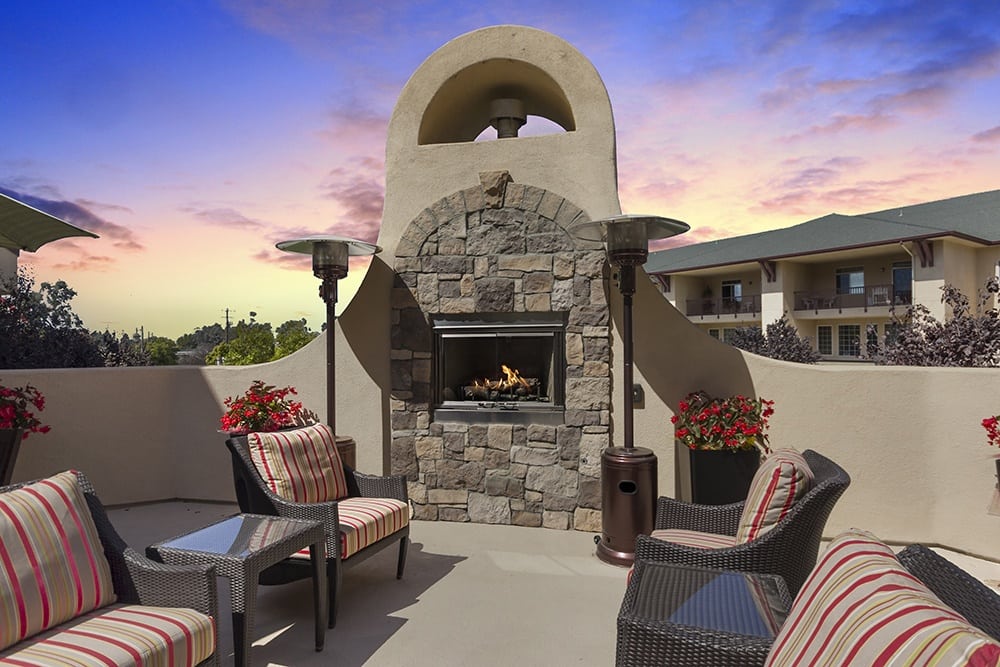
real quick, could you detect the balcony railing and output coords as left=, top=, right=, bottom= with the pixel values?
left=794, top=285, right=912, bottom=312
left=685, top=294, right=761, bottom=317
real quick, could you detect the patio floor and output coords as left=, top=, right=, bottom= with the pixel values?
left=108, top=501, right=1000, bottom=667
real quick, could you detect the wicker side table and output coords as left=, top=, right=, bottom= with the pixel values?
left=148, top=514, right=326, bottom=667
left=616, top=560, right=791, bottom=667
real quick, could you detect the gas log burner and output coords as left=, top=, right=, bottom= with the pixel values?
left=432, top=313, right=566, bottom=423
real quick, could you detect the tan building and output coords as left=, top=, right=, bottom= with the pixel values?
left=647, top=190, right=1000, bottom=359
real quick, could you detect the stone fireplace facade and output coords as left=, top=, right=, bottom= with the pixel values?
left=390, top=172, right=611, bottom=531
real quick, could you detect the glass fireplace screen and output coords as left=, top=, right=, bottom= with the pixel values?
left=433, top=314, right=566, bottom=412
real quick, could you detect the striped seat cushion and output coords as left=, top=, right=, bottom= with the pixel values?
left=736, top=448, right=813, bottom=543
left=649, top=528, right=738, bottom=550
left=0, top=603, right=215, bottom=666
left=290, top=497, right=410, bottom=560
left=0, top=471, right=116, bottom=651
left=765, top=529, right=1000, bottom=666
left=248, top=423, right=349, bottom=502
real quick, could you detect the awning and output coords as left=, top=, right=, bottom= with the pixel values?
left=0, top=193, right=99, bottom=252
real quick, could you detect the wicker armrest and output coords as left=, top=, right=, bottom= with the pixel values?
left=654, top=495, right=744, bottom=535
left=120, top=547, right=219, bottom=619
left=353, top=471, right=408, bottom=501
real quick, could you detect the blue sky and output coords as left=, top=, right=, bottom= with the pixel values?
left=3, top=1, right=999, bottom=338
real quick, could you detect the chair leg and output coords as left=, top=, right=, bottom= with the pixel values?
left=327, top=559, right=341, bottom=629
left=396, top=536, right=408, bottom=579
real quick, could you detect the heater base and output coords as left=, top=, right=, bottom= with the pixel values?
left=595, top=537, right=635, bottom=567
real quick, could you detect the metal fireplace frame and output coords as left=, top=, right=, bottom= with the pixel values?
left=431, top=312, right=567, bottom=424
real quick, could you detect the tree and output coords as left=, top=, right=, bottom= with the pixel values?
left=92, top=330, right=151, bottom=367
left=0, top=269, right=104, bottom=368
left=273, top=318, right=318, bottom=360
left=206, top=319, right=274, bottom=365
left=146, top=336, right=179, bottom=365
left=728, top=315, right=821, bottom=364
left=875, top=278, right=1000, bottom=366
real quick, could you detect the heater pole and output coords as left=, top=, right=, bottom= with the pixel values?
left=619, top=263, right=636, bottom=450
left=321, top=278, right=338, bottom=436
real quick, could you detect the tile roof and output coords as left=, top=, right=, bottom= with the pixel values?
left=646, top=189, right=1000, bottom=273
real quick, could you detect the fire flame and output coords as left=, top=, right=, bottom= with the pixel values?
left=472, top=364, right=531, bottom=391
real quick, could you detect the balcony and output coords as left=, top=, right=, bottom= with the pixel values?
left=685, top=294, right=761, bottom=318
left=794, top=284, right=912, bottom=313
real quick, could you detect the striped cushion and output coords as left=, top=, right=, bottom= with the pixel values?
left=247, top=423, right=349, bottom=502
left=736, top=449, right=813, bottom=544
left=0, top=603, right=215, bottom=666
left=649, top=529, right=738, bottom=550
left=289, top=497, right=410, bottom=560
left=765, top=529, right=1000, bottom=666
left=0, top=471, right=115, bottom=651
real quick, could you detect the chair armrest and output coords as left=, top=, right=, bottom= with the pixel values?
left=120, top=547, right=218, bottom=619
left=654, top=495, right=743, bottom=536
left=353, top=471, right=408, bottom=501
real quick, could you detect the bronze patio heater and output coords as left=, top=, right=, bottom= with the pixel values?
left=569, top=214, right=690, bottom=566
left=276, top=235, right=381, bottom=469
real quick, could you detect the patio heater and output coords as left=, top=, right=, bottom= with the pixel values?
left=569, top=214, right=690, bottom=566
left=276, top=235, right=381, bottom=469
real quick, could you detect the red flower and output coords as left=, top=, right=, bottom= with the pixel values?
left=0, top=380, right=50, bottom=440
left=671, top=390, right=773, bottom=453
left=220, top=381, right=306, bottom=434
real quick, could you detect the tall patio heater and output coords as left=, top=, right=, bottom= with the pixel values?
left=276, top=235, right=381, bottom=468
left=569, top=215, right=690, bottom=566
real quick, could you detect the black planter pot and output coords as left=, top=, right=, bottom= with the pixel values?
left=688, top=447, right=761, bottom=505
left=0, top=428, right=25, bottom=486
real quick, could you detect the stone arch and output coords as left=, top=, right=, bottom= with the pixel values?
left=388, top=174, right=613, bottom=530
left=418, top=59, right=575, bottom=145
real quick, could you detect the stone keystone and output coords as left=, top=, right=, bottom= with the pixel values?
left=480, top=171, right=513, bottom=209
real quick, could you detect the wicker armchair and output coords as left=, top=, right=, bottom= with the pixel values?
left=0, top=471, right=220, bottom=667
left=226, top=434, right=409, bottom=628
left=634, top=449, right=850, bottom=596
left=897, top=544, right=1000, bottom=641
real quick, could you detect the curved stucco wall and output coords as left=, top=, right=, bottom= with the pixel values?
left=380, top=24, right=621, bottom=264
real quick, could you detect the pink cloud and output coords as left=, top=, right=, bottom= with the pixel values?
left=972, top=125, right=1000, bottom=143
left=188, top=206, right=267, bottom=230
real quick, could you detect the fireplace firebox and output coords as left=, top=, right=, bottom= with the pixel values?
left=432, top=313, right=566, bottom=423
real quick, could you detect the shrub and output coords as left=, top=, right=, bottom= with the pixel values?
left=728, top=315, right=821, bottom=363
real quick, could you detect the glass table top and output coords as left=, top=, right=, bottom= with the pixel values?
left=632, top=562, right=788, bottom=637
left=155, top=514, right=314, bottom=558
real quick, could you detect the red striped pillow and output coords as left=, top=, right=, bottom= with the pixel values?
left=765, top=529, right=1000, bottom=666
left=0, top=470, right=116, bottom=651
left=248, top=423, right=349, bottom=502
left=736, top=449, right=813, bottom=543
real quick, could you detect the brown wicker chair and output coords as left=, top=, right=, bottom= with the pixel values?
left=897, top=543, right=1000, bottom=641
left=226, top=434, right=409, bottom=628
left=0, top=471, right=220, bottom=667
left=634, top=449, right=850, bottom=597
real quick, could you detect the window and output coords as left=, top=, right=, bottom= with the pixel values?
left=722, top=328, right=737, bottom=344
left=892, top=262, right=912, bottom=304
left=835, top=267, right=864, bottom=295
left=817, top=326, right=832, bottom=355
left=865, top=324, right=879, bottom=357
left=838, top=324, right=861, bottom=356
left=708, top=328, right=720, bottom=340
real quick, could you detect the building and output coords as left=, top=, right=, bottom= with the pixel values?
left=646, top=190, right=1000, bottom=359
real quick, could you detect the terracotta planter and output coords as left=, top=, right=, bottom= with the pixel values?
left=688, top=447, right=761, bottom=505
left=0, top=428, right=25, bottom=486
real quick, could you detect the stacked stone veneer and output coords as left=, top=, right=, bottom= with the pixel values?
left=389, top=173, right=612, bottom=531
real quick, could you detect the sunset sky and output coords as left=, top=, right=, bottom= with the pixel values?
left=3, top=1, right=999, bottom=339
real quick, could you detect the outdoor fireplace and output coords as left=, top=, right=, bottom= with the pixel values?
left=432, top=313, right=566, bottom=423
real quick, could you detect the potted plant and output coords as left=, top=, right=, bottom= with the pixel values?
left=220, top=380, right=309, bottom=435
left=672, top=390, right=774, bottom=504
left=0, top=379, right=51, bottom=485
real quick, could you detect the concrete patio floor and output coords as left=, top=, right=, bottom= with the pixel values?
left=108, top=501, right=1000, bottom=667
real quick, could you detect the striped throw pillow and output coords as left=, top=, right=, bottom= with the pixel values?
left=248, top=423, right=349, bottom=502
left=0, top=470, right=116, bottom=651
left=765, top=529, right=1000, bottom=666
left=736, top=448, right=813, bottom=543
